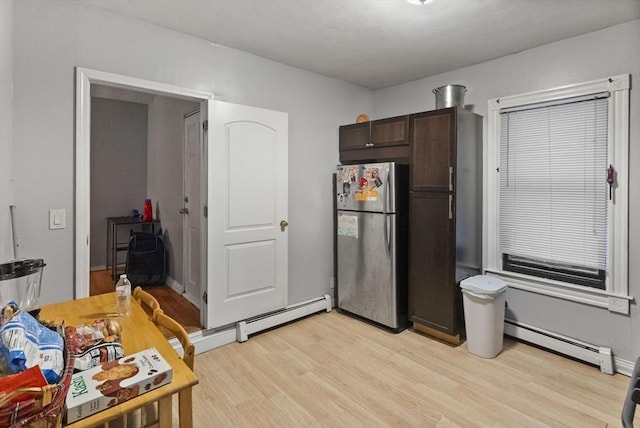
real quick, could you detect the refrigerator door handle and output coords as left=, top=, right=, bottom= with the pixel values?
left=383, top=167, right=391, bottom=214
left=384, top=214, right=391, bottom=258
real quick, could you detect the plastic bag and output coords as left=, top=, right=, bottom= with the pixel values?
left=0, top=302, right=64, bottom=383
left=67, top=319, right=124, bottom=372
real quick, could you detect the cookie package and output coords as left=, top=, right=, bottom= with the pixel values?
left=65, top=347, right=172, bottom=423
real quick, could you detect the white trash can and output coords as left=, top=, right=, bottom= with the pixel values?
left=460, top=275, right=507, bottom=358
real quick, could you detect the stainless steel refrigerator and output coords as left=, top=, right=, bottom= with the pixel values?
left=335, top=162, right=409, bottom=331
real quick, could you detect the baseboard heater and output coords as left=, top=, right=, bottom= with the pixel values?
left=504, top=318, right=614, bottom=375
left=236, top=294, right=332, bottom=342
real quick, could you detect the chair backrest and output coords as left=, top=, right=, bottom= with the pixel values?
left=132, top=286, right=161, bottom=317
left=153, top=309, right=195, bottom=370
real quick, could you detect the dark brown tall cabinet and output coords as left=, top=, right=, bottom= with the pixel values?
left=408, top=107, right=482, bottom=342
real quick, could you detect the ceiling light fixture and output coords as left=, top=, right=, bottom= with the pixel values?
left=406, top=0, right=434, bottom=4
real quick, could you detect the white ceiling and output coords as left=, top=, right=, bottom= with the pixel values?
left=78, top=0, right=640, bottom=90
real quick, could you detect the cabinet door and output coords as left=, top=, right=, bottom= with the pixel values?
left=408, top=191, right=458, bottom=334
left=339, top=116, right=410, bottom=165
left=339, top=122, right=370, bottom=151
left=371, top=115, right=409, bottom=148
left=410, top=108, right=456, bottom=192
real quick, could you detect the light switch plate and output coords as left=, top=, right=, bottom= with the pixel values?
left=49, top=209, right=65, bottom=230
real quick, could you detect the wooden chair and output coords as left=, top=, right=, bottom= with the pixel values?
left=132, top=286, right=161, bottom=317
left=122, top=299, right=194, bottom=427
left=129, top=287, right=163, bottom=427
left=153, top=309, right=195, bottom=428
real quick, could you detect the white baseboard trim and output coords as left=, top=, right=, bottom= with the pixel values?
left=615, top=356, right=635, bottom=377
left=164, top=275, right=183, bottom=294
left=504, top=318, right=614, bottom=375
left=165, top=276, right=202, bottom=308
left=90, top=265, right=106, bottom=272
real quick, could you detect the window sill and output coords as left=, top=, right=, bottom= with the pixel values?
left=484, top=268, right=632, bottom=315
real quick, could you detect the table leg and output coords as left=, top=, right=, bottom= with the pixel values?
left=157, top=396, right=172, bottom=428
left=179, top=387, right=193, bottom=428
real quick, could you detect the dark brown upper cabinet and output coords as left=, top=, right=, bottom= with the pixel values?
left=409, top=108, right=456, bottom=192
left=339, top=121, right=370, bottom=152
left=339, top=115, right=409, bottom=164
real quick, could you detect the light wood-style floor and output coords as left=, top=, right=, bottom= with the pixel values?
left=189, top=310, right=634, bottom=427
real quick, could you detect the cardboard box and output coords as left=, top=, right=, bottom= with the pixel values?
left=65, top=347, right=172, bottom=423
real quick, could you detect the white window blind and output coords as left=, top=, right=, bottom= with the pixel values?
left=499, top=96, right=609, bottom=288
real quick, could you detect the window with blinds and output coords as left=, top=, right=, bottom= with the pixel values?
left=498, top=95, right=609, bottom=289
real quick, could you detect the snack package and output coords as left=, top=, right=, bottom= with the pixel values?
left=0, top=365, right=48, bottom=403
left=65, top=347, right=172, bottom=423
left=68, top=319, right=124, bottom=372
left=0, top=302, right=64, bottom=383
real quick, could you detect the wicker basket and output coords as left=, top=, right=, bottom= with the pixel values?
left=0, top=326, right=74, bottom=428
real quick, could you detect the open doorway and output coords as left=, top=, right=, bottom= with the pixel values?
left=76, top=68, right=213, bottom=334
left=77, top=68, right=291, bottom=345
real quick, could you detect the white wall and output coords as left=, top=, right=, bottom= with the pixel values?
left=372, top=20, right=640, bottom=361
left=12, top=1, right=372, bottom=305
left=90, top=98, right=149, bottom=268
left=147, top=96, right=199, bottom=284
left=0, top=0, right=13, bottom=263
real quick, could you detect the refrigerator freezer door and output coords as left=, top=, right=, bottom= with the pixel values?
left=336, top=162, right=397, bottom=214
left=337, top=210, right=401, bottom=329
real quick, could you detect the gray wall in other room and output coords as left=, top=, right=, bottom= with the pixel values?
left=371, top=20, right=640, bottom=361
left=147, top=96, right=199, bottom=285
left=11, top=0, right=372, bottom=305
left=90, top=98, right=149, bottom=269
left=0, top=0, right=13, bottom=263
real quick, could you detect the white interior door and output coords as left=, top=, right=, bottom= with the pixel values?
left=182, top=110, right=202, bottom=308
left=207, top=100, right=288, bottom=329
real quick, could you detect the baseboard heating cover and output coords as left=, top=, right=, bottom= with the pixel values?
left=236, top=294, right=332, bottom=342
left=504, top=318, right=614, bottom=375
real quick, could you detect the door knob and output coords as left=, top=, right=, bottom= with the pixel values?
left=280, top=220, right=288, bottom=231
left=179, top=208, right=189, bottom=214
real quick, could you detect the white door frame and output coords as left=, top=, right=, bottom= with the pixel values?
left=74, top=67, right=214, bottom=299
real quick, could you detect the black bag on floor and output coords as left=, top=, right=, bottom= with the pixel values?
left=125, top=230, right=166, bottom=287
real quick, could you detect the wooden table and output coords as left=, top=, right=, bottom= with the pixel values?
left=40, top=292, right=198, bottom=427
